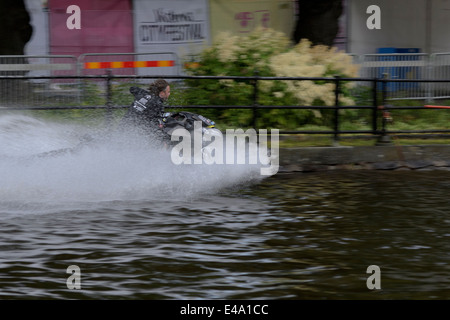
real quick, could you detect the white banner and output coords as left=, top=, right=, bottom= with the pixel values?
left=133, top=0, right=210, bottom=76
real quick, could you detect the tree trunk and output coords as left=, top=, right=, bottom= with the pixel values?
left=293, top=0, right=343, bottom=47
left=0, top=0, right=33, bottom=98
left=0, top=0, right=33, bottom=55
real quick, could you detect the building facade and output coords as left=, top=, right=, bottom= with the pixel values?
left=25, top=0, right=296, bottom=59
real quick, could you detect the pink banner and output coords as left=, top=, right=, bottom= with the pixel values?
left=49, top=0, right=133, bottom=57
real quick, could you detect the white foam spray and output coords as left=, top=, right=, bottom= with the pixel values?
left=0, top=114, right=267, bottom=212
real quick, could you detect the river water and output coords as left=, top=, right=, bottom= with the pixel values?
left=0, top=114, right=449, bottom=300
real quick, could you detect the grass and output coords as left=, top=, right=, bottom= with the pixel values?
left=278, top=134, right=450, bottom=148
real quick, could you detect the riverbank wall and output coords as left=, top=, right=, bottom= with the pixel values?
left=279, top=145, right=450, bottom=172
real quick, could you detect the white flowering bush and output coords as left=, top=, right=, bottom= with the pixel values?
left=270, top=41, right=359, bottom=106
left=183, top=28, right=359, bottom=129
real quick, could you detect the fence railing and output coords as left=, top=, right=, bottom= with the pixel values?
left=352, top=52, right=450, bottom=101
left=356, top=53, right=432, bottom=100
left=2, top=52, right=450, bottom=101
left=1, top=73, right=450, bottom=145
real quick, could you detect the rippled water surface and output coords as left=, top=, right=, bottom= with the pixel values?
left=1, top=115, right=449, bottom=299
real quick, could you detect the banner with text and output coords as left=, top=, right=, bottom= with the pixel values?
left=133, top=0, right=210, bottom=76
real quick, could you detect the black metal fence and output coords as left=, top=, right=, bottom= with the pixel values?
left=1, top=73, right=450, bottom=144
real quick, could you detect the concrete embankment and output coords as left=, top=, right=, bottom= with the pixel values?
left=279, top=145, right=450, bottom=172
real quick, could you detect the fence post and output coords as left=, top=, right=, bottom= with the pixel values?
left=252, top=71, right=259, bottom=129
left=376, top=76, right=393, bottom=146
left=372, top=77, right=378, bottom=135
left=333, top=76, right=341, bottom=146
left=426, top=54, right=434, bottom=103
left=105, top=69, right=113, bottom=126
